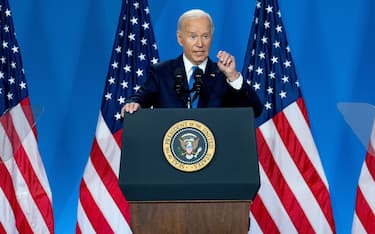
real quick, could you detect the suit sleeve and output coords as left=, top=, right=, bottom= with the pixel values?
left=126, top=65, right=159, bottom=108
left=222, top=81, right=263, bottom=118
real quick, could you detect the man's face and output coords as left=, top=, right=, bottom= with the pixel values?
left=177, top=16, right=213, bottom=65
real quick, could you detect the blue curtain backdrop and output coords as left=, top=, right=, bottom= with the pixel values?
left=10, top=0, right=375, bottom=233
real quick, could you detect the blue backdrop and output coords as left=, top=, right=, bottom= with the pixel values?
left=9, top=0, right=375, bottom=233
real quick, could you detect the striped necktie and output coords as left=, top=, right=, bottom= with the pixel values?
left=188, top=66, right=199, bottom=108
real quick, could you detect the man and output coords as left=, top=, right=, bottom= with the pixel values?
left=121, top=9, right=262, bottom=116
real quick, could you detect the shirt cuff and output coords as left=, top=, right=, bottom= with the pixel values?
left=227, top=74, right=243, bottom=90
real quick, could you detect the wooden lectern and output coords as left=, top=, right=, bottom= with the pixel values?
left=119, top=108, right=260, bottom=234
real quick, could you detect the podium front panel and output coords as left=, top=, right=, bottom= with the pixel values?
left=119, top=108, right=260, bottom=201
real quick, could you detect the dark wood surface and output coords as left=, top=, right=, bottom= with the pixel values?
left=130, top=201, right=250, bottom=234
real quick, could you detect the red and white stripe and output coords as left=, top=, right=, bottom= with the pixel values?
left=0, top=98, right=54, bottom=234
left=352, top=117, right=375, bottom=233
left=76, top=112, right=132, bottom=234
left=249, top=99, right=336, bottom=233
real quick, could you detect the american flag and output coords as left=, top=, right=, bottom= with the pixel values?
left=352, top=117, right=375, bottom=233
left=76, top=0, right=159, bottom=233
left=0, top=0, right=54, bottom=233
left=242, top=0, right=336, bottom=233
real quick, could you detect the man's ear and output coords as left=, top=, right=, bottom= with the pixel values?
left=176, top=31, right=183, bottom=46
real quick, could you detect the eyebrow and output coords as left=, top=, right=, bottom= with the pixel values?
left=184, top=31, right=212, bottom=35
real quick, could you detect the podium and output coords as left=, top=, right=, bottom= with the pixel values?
left=119, top=108, right=260, bottom=234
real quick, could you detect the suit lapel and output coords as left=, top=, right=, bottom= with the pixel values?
left=205, top=58, right=218, bottom=79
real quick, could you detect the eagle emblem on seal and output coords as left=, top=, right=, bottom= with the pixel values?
left=178, top=133, right=202, bottom=160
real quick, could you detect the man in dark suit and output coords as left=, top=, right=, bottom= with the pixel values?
left=121, top=9, right=262, bottom=117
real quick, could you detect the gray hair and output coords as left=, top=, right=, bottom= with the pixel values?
left=177, top=9, right=214, bottom=33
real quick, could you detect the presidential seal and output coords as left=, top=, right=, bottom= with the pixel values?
left=163, top=120, right=215, bottom=172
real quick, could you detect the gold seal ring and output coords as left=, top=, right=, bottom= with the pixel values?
left=163, top=120, right=215, bottom=172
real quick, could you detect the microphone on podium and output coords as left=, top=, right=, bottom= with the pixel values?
left=192, top=67, right=204, bottom=102
left=174, top=67, right=191, bottom=108
left=174, top=67, right=184, bottom=96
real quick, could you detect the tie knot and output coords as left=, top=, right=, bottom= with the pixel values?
left=191, top=66, right=198, bottom=74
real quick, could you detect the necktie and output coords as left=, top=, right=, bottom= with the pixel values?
left=188, top=66, right=199, bottom=108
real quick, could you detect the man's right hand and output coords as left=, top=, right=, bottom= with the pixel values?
left=121, top=102, right=141, bottom=117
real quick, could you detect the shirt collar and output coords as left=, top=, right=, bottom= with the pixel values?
left=182, top=54, right=207, bottom=75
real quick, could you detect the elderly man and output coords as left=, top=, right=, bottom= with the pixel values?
left=121, top=9, right=262, bottom=116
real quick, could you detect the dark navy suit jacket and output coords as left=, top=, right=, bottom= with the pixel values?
left=128, top=55, right=262, bottom=117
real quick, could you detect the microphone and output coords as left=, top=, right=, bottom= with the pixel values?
left=174, top=67, right=192, bottom=108
left=174, top=67, right=184, bottom=96
left=192, top=67, right=204, bottom=100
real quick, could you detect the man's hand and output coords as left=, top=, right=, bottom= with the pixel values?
left=121, top=102, right=141, bottom=117
left=216, top=50, right=240, bottom=82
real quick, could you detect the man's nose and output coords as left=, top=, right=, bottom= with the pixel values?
left=196, top=37, right=203, bottom=46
